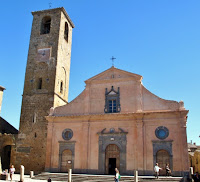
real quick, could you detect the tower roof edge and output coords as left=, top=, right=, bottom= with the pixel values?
left=32, top=7, right=75, bottom=28
left=0, top=86, right=5, bottom=91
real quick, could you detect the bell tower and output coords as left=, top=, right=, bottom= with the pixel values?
left=15, top=7, right=74, bottom=173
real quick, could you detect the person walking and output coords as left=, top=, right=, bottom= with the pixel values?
left=165, top=163, right=171, bottom=176
left=193, top=172, right=200, bottom=182
left=154, top=163, right=162, bottom=179
left=9, top=165, right=15, bottom=181
left=114, top=168, right=120, bottom=182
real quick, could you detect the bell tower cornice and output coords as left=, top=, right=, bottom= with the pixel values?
left=32, top=7, right=75, bottom=28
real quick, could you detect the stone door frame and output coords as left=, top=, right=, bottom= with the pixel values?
left=152, top=140, right=173, bottom=172
left=58, top=141, right=75, bottom=172
left=105, top=144, right=120, bottom=174
left=98, top=129, right=127, bottom=174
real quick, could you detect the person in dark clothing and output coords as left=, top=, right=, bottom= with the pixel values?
left=193, top=172, right=200, bottom=182
left=165, top=163, right=171, bottom=176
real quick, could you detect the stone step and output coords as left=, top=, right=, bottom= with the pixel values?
left=33, top=172, right=183, bottom=182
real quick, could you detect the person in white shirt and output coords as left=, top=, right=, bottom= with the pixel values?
left=9, top=165, right=15, bottom=181
left=114, top=168, right=120, bottom=182
left=154, top=163, right=162, bottom=179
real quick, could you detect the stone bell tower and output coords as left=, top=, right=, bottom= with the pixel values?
left=15, top=7, right=74, bottom=173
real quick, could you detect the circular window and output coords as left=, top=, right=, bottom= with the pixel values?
left=155, top=126, right=169, bottom=140
left=62, top=129, right=73, bottom=140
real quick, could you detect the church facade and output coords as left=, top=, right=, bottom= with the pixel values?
left=45, top=66, right=189, bottom=176
left=9, top=7, right=189, bottom=176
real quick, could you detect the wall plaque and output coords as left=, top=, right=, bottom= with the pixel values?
left=37, top=48, right=51, bottom=62
left=17, top=147, right=31, bottom=153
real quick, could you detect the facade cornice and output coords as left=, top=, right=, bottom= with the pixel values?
left=46, top=109, right=189, bottom=122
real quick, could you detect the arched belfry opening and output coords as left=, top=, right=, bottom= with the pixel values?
left=41, top=16, right=51, bottom=34
left=105, top=144, right=120, bottom=174
left=64, top=22, right=69, bottom=42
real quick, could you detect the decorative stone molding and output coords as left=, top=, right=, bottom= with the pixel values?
left=152, top=140, right=173, bottom=171
left=58, top=141, right=76, bottom=171
left=104, top=86, right=121, bottom=113
left=98, top=128, right=127, bottom=174
left=155, top=126, right=169, bottom=140
left=179, top=100, right=185, bottom=110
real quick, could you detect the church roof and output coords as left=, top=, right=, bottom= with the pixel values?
left=188, top=143, right=198, bottom=149
left=0, top=117, right=18, bottom=134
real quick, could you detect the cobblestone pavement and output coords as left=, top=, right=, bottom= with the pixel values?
left=0, top=173, right=182, bottom=182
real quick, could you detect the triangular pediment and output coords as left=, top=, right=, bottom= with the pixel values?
left=85, top=66, right=142, bottom=84
left=108, top=91, right=116, bottom=95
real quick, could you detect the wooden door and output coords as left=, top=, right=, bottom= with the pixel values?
left=61, top=149, right=72, bottom=172
left=156, top=150, right=170, bottom=175
left=105, top=144, right=120, bottom=174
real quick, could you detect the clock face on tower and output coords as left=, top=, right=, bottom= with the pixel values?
left=37, top=48, right=51, bottom=62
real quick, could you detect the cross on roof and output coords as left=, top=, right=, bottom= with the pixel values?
left=49, top=2, right=52, bottom=8
left=110, top=56, right=116, bottom=67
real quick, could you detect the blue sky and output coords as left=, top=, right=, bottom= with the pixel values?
left=0, top=0, right=200, bottom=144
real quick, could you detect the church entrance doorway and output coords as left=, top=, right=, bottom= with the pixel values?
left=156, top=149, right=170, bottom=175
left=109, top=158, right=116, bottom=174
left=2, top=145, right=11, bottom=170
left=105, top=144, right=120, bottom=174
left=61, top=149, right=72, bottom=172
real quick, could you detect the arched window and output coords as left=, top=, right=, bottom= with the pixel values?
left=41, top=16, right=51, bottom=34
left=64, top=22, right=69, bottom=42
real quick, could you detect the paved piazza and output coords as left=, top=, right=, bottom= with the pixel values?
left=0, top=173, right=182, bottom=182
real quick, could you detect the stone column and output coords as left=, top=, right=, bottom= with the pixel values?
left=134, top=170, right=138, bottom=182
left=68, top=169, right=72, bottom=182
left=136, top=119, right=144, bottom=171
left=190, top=167, right=194, bottom=182
left=30, top=171, right=34, bottom=178
left=20, top=165, right=24, bottom=182
left=45, top=122, right=54, bottom=171
left=180, top=114, right=190, bottom=172
left=0, top=157, right=2, bottom=174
